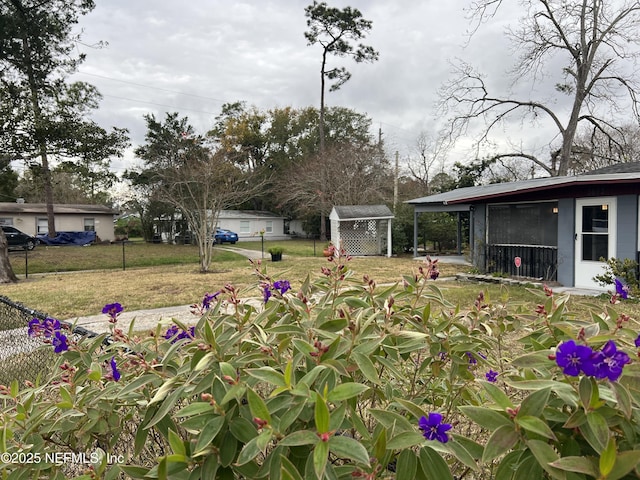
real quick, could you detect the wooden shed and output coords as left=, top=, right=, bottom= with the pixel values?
left=329, top=205, right=393, bottom=257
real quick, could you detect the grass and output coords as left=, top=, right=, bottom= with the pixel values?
left=4, top=239, right=640, bottom=324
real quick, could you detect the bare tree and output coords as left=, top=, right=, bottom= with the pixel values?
left=441, top=0, right=640, bottom=176
left=135, top=113, right=264, bottom=273
left=406, top=132, right=449, bottom=195
left=280, top=142, right=391, bottom=234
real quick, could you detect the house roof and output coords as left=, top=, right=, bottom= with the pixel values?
left=217, top=210, right=284, bottom=220
left=0, top=203, right=119, bottom=215
left=406, top=170, right=640, bottom=207
left=330, top=205, right=394, bottom=220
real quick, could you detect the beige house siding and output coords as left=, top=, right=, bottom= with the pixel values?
left=0, top=203, right=118, bottom=242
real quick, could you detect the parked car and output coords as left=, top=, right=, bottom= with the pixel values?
left=213, top=228, right=238, bottom=244
left=1, top=225, right=38, bottom=250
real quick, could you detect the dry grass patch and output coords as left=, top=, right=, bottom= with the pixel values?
left=2, top=255, right=462, bottom=318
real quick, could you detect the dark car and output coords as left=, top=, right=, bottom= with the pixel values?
left=1, top=225, right=38, bottom=250
left=213, top=228, right=238, bottom=244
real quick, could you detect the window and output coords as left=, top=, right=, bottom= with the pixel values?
left=239, top=220, right=250, bottom=234
left=0, top=218, right=13, bottom=226
left=37, top=218, right=48, bottom=235
left=488, top=202, right=558, bottom=246
left=265, top=221, right=273, bottom=233
left=84, top=218, right=95, bottom=231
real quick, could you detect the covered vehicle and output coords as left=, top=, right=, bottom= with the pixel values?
left=36, top=231, right=96, bottom=246
left=213, top=228, right=238, bottom=244
left=1, top=225, right=38, bottom=250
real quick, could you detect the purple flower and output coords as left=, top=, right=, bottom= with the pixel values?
left=485, top=369, right=499, bottom=383
left=202, top=292, right=220, bottom=310
left=466, top=352, right=478, bottom=365
left=28, top=318, right=41, bottom=337
left=273, top=280, right=291, bottom=295
left=164, top=325, right=195, bottom=344
left=587, top=340, right=630, bottom=382
left=263, top=285, right=272, bottom=303
left=418, top=413, right=452, bottom=443
left=615, top=279, right=629, bottom=299
left=52, top=331, right=68, bottom=353
left=102, top=303, right=123, bottom=323
left=555, top=340, right=595, bottom=377
left=109, top=357, right=121, bottom=382
left=634, top=333, right=640, bottom=348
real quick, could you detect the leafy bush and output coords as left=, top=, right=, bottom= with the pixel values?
left=594, top=257, right=639, bottom=298
left=2, top=250, right=640, bottom=479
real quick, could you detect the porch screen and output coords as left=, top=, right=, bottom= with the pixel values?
left=488, top=202, right=558, bottom=246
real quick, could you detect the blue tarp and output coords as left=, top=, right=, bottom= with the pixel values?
left=36, top=231, right=96, bottom=246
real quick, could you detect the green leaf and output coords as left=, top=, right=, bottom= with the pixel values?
left=517, top=387, right=551, bottom=419
left=479, top=381, right=514, bottom=409
left=386, top=431, right=425, bottom=450
left=168, top=429, right=186, bottom=456
left=352, top=352, right=381, bottom=385
left=394, top=398, right=429, bottom=420
left=329, top=436, right=370, bottom=466
left=279, top=456, right=305, bottom=480
left=526, top=439, right=566, bottom=480
left=175, top=402, right=215, bottom=418
left=548, top=456, right=598, bottom=476
left=326, top=383, right=369, bottom=402
left=482, top=424, right=519, bottom=463
left=313, top=440, right=329, bottom=479
left=193, top=352, right=215, bottom=372
left=458, top=406, right=511, bottom=431
left=599, top=437, right=616, bottom=478
left=611, top=381, right=633, bottom=419
left=396, top=450, right=418, bottom=480
left=280, top=430, right=319, bottom=447
left=236, top=431, right=271, bottom=466
left=418, top=445, right=453, bottom=480
left=369, top=409, right=415, bottom=432
left=583, top=411, right=609, bottom=454
left=193, top=416, right=226, bottom=455
left=607, top=450, right=640, bottom=480
left=246, top=387, right=272, bottom=425
left=145, top=387, right=185, bottom=430
left=443, top=440, right=479, bottom=472
left=515, top=415, right=557, bottom=441
left=315, top=395, right=330, bottom=433
left=247, top=367, right=286, bottom=387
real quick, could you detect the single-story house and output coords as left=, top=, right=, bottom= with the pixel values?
left=407, top=163, right=640, bottom=290
left=329, top=205, right=393, bottom=257
left=217, top=210, right=287, bottom=242
left=0, top=202, right=118, bottom=243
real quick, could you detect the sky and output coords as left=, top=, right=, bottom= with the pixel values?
left=66, top=0, right=543, bottom=175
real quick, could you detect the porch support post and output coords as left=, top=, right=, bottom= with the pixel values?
left=457, top=212, right=462, bottom=255
left=387, top=218, right=392, bottom=257
left=413, top=210, right=419, bottom=257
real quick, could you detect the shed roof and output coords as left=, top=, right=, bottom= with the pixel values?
left=0, top=203, right=119, bottom=215
left=406, top=171, right=640, bottom=207
left=330, top=205, right=394, bottom=220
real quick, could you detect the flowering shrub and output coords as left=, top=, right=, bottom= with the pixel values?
left=1, top=250, right=640, bottom=479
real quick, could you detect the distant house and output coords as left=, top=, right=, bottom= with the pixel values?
left=407, top=162, right=640, bottom=290
left=0, top=202, right=118, bottom=243
left=217, top=210, right=287, bottom=242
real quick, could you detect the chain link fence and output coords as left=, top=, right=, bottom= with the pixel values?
left=0, top=295, right=101, bottom=386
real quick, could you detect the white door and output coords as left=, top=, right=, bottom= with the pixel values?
left=575, top=198, right=616, bottom=289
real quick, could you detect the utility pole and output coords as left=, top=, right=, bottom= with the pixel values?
left=393, top=151, right=399, bottom=212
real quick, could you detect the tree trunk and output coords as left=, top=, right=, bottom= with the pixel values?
left=0, top=229, right=18, bottom=283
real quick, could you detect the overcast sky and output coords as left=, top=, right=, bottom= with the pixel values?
left=68, top=0, right=532, bottom=174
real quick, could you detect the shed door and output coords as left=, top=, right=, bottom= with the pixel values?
left=575, top=198, right=616, bottom=289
